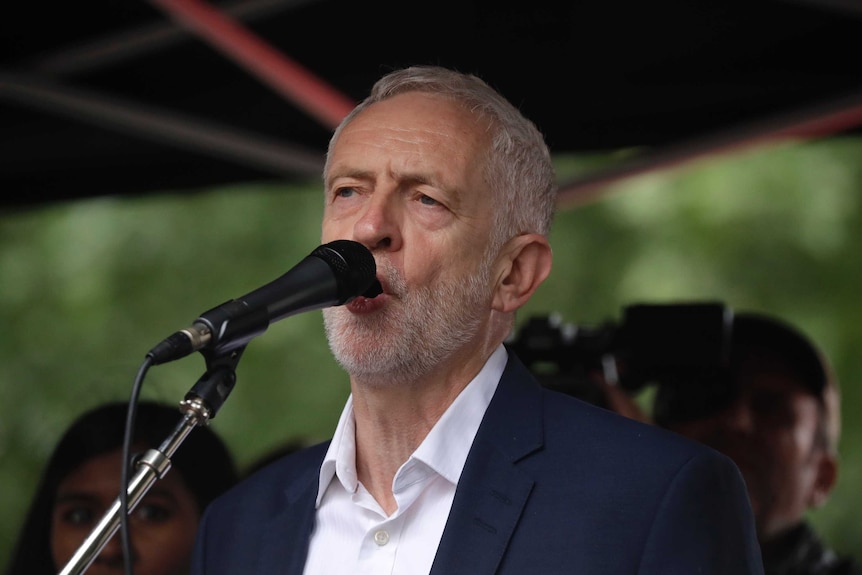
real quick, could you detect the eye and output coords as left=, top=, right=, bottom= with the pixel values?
left=750, top=392, right=795, bottom=427
left=334, top=186, right=357, bottom=199
left=418, top=194, right=439, bottom=206
left=134, top=502, right=173, bottom=523
left=58, top=505, right=97, bottom=526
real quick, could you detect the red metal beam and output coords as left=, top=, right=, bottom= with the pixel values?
left=557, top=89, right=862, bottom=209
left=150, top=0, right=355, bottom=130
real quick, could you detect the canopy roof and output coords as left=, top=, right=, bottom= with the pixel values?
left=2, top=0, right=861, bottom=211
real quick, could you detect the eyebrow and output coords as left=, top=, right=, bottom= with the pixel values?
left=325, top=166, right=465, bottom=212
left=327, top=167, right=441, bottom=190
left=54, top=486, right=180, bottom=506
left=54, top=493, right=100, bottom=506
left=325, top=168, right=374, bottom=190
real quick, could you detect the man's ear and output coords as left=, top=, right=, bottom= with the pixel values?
left=492, top=234, right=552, bottom=313
left=809, top=452, right=838, bottom=508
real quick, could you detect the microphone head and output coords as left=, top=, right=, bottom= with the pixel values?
left=313, top=240, right=381, bottom=303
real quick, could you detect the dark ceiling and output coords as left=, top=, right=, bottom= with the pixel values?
left=2, top=0, right=862, bottom=212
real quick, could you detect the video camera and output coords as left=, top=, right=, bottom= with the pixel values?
left=508, top=302, right=737, bottom=421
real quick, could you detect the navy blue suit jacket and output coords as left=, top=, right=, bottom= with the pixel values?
left=191, top=352, right=764, bottom=574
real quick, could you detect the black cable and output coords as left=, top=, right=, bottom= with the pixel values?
left=120, top=356, right=154, bottom=575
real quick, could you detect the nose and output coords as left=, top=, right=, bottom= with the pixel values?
left=93, top=532, right=134, bottom=569
left=352, top=192, right=402, bottom=253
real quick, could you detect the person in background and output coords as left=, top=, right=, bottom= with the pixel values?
left=655, top=311, right=860, bottom=575
left=190, top=64, right=762, bottom=574
left=3, top=400, right=239, bottom=575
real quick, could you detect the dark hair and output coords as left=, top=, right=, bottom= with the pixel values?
left=3, top=400, right=239, bottom=575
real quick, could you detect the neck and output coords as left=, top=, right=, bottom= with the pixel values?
left=348, top=339, right=502, bottom=513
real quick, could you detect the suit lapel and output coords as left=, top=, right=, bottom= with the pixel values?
left=247, top=356, right=544, bottom=575
left=430, top=354, right=543, bottom=575
left=256, top=461, right=321, bottom=575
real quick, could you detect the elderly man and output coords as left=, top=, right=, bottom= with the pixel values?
left=191, top=65, right=763, bottom=575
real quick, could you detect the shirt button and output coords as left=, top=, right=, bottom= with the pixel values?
left=373, top=530, right=390, bottom=546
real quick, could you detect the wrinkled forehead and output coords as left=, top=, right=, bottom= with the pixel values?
left=351, top=92, right=491, bottom=140
left=327, top=92, right=492, bottom=188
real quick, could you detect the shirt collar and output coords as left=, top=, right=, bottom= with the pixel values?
left=315, top=344, right=507, bottom=507
left=410, top=344, right=506, bottom=484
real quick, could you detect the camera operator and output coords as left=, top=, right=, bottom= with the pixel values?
left=654, top=312, right=859, bottom=575
left=506, top=312, right=652, bottom=422
left=511, top=305, right=860, bottom=575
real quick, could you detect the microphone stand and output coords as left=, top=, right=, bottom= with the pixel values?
left=57, top=348, right=244, bottom=575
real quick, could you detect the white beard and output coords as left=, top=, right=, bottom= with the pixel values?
left=322, top=255, right=493, bottom=385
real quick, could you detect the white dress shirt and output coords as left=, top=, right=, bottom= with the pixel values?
left=301, top=344, right=507, bottom=575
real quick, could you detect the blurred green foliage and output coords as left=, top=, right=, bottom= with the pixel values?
left=2, top=137, right=861, bottom=563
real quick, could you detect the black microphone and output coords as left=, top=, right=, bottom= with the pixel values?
left=146, top=240, right=381, bottom=365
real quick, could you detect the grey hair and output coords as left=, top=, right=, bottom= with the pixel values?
left=324, top=65, right=557, bottom=248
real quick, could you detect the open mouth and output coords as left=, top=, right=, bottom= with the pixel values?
left=363, top=278, right=383, bottom=299
left=346, top=277, right=387, bottom=313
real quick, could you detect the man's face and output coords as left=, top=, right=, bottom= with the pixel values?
left=320, top=91, right=498, bottom=382
left=668, top=364, right=829, bottom=540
